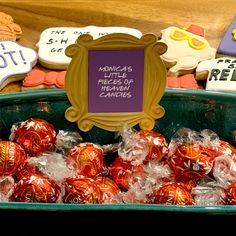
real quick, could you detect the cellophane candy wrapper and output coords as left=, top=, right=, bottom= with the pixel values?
left=28, top=152, right=76, bottom=184
left=212, top=155, right=236, bottom=188
left=0, top=176, right=15, bottom=202
left=117, top=124, right=149, bottom=166
left=9, top=118, right=57, bottom=156
left=191, top=178, right=226, bottom=205
left=168, top=128, right=219, bottom=156
left=55, top=130, right=83, bottom=155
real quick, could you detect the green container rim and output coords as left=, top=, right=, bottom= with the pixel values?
left=1, top=88, right=236, bottom=213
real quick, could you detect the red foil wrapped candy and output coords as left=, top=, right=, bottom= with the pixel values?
left=10, top=118, right=56, bottom=156
left=10, top=174, right=61, bottom=203
left=211, top=140, right=236, bottom=158
left=225, top=182, right=236, bottom=205
left=152, top=182, right=194, bottom=205
left=110, top=156, right=144, bottom=191
left=168, top=143, right=215, bottom=181
left=94, top=176, right=121, bottom=203
left=66, top=142, right=104, bottom=178
left=0, top=141, right=27, bottom=176
left=62, top=175, right=102, bottom=204
left=137, top=130, right=168, bottom=162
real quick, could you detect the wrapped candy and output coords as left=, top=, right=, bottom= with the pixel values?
left=93, top=176, right=121, bottom=203
left=210, top=140, right=236, bottom=158
left=9, top=118, right=57, bottom=156
left=0, top=176, right=15, bottom=202
left=191, top=182, right=226, bottom=206
left=62, top=175, right=102, bottom=204
left=117, top=125, right=149, bottom=165
left=212, top=155, right=236, bottom=187
left=55, top=130, right=83, bottom=155
left=15, top=160, right=41, bottom=181
left=137, top=130, right=168, bottom=162
left=109, top=156, right=144, bottom=191
left=168, top=143, right=215, bottom=181
left=9, top=174, right=61, bottom=203
left=65, top=142, right=104, bottom=178
left=0, top=141, right=27, bottom=176
left=122, top=161, right=174, bottom=203
left=151, top=182, right=194, bottom=205
left=167, top=128, right=216, bottom=181
left=28, top=152, right=76, bottom=184
left=225, top=182, right=236, bottom=205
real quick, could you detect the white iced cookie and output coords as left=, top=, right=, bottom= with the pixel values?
left=36, top=26, right=142, bottom=70
left=196, top=57, right=236, bottom=91
left=158, top=24, right=216, bottom=77
left=0, top=40, right=38, bottom=90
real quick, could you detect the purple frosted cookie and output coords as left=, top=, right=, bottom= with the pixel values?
left=217, top=16, right=236, bottom=57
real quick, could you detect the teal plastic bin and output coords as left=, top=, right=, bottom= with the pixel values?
left=1, top=88, right=236, bottom=232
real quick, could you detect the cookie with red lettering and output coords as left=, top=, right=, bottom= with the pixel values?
left=22, top=68, right=65, bottom=91
left=158, top=24, right=216, bottom=77
left=217, top=16, right=236, bottom=58
left=196, top=57, right=236, bottom=91
left=0, top=12, right=22, bottom=40
left=0, top=41, right=37, bottom=91
left=36, top=26, right=142, bottom=69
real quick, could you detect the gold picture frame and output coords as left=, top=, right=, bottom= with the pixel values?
left=64, top=33, right=167, bottom=132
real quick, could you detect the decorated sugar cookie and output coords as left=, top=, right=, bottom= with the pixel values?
left=36, top=26, right=142, bottom=70
left=0, top=12, right=22, bottom=40
left=0, top=41, right=38, bottom=90
left=22, top=68, right=65, bottom=91
left=158, top=24, right=216, bottom=77
left=166, top=74, right=199, bottom=89
left=217, top=16, right=236, bottom=57
left=196, top=57, right=236, bottom=91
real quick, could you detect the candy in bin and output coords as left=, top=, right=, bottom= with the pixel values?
left=65, top=142, right=104, bottom=178
left=62, top=175, right=102, bottom=204
left=191, top=179, right=226, bottom=206
left=136, top=129, right=169, bottom=162
left=122, top=160, right=174, bottom=203
left=9, top=118, right=57, bottom=156
left=109, top=156, right=144, bottom=191
left=27, top=151, right=76, bottom=184
left=0, top=176, right=15, bottom=202
left=55, top=129, right=83, bottom=155
left=0, top=141, right=27, bottom=176
left=151, top=182, right=195, bottom=205
left=167, top=128, right=216, bottom=182
left=93, top=176, right=122, bottom=203
left=9, top=173, right=61, bottom=203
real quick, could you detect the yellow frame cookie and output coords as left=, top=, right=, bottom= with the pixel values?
left=64, top=33, right=167, bottom=132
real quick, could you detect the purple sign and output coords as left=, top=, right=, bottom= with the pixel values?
left=88, top=50, right=144, bottom=113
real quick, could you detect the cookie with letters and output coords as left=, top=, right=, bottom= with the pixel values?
left=0, top=41, right=38, bottom=90
left=36, top=26, right=142, bottom=70
left=158, top=24, right=216, bottom=77
left=196, top=57, right=236, bottom=91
